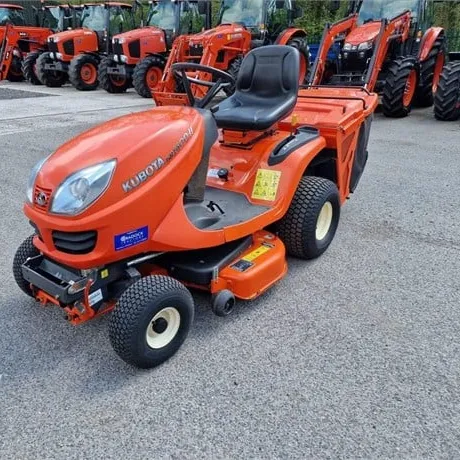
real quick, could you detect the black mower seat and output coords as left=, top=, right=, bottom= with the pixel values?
left=213, top=45, right=300, bottom=131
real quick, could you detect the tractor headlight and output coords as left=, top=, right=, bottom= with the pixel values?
left=26, top=156, right=50, bottom=204
left=117, top=38, right=125, bottom=44
left=343, top=43, right=352, bottom=51
left=56, top=52, right=63, bottom=60
left=358, top=40, right=373, bottom=51
left=49, top=36, right=59, bottom=43
left=120, top=55, right=128, bottom=63
left=50, top=160, right=116, bottom=216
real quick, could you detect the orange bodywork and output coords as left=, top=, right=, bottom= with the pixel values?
left=46, top=28, right=99, bottom=62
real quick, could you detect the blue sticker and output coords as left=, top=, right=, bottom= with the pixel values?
left=114, top=226, right=148, bottom=251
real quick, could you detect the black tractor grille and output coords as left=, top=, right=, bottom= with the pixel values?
left=47, top=41, right=58, bottom=53
left=113, top=41, right=123, bottom=55
left=128, top=39, right=140, bottom=58
left=189, top=44, right=203, bottom=57
left=52, top=230, right=97, bottom=255
left=63, top=39, right=75, bottom=56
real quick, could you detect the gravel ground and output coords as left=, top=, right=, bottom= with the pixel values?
left=0, top=87, right=54, bottom=99
left=0, top=83, right=459, bottom=459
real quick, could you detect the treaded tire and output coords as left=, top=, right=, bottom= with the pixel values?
left=6, top=55, right=24, bottom=82
left=277, top=176, right=340, bottom=260
left=69, top=53, right=100, bottom=91
left=287, top=37, right=310, bottom=84
left=22, top=51, right=42, bottom=85
left=109, top=275, right=194, bottom=369
left=36, top=52, right=67, bottom=87
left=382, top=56, right=418, bottom=118
left=434, top=61, right=460, bottom=121
left=13, top=235, right=39, bottom=297
left=223, top=56, right=242, bottom=96
left=414, top=37, right=445, bottom=107
left=133, top=55, right=165, bottom=98
left=98, top=56, right=131, bottom=93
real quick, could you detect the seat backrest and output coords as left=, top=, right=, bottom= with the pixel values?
left=236, top=45, right=300, bottom=101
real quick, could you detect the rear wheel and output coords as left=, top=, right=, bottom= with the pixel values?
left=277, top=176, right=340, bottom=260
left=22, top=51, right=42, bottom=85
left=287, top=37, right=309, bottom=84
left=434, top=62, right=460, bottom=121
left=98, top=56, right=131, bottom=93
left=133, top=55, right=165, bottom=98
left=6, top=55, right=24, bottom=82
left=69, top=54, right=100, bottom=91
left=382, top=56, right=418, bottom=118
left=109, top=275, right=194, bottom=368
left=414, top=37, right=446, bottom=107
left=36, top=52, right=67, bottom=87
left=13, top=235, right=39, bottom=297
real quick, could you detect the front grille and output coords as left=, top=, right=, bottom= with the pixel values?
left=63, top=39, right=74, bottom=56
left=189, top=44, right=203, bottom=57
left=52, top=230, right=97, bottom=255
left=128, top=39, right=140, bottom=58
left=47, top=41, right=58, bottom=53
left=113, top=41, right=123, bottom=55
left=33, top=185, right=52, bottom=211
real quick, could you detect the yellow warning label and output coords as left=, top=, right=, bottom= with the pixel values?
left=101, top=269, right=109, bottom=279
left=242, top=244, right=271, bottom=262
left=251, top=169, right=281, bottom=201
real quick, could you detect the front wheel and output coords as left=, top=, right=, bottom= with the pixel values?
left=277, top=176, right=340, bottom=260
left=13, top=235, right=39, bottom=297
left=286, top=37, right=309, bottom=84
left=69, top=54, right=100, bottom=91
left=36, top=52, right=67, bottom=87
left=22, top=51, right=42, bottom=85
left=132, top=55, right=165, bottom=98
left=109, top=275, right=194, bottom=368
left=98, top=56, right=131, bottom=93
left=6, top=55, right=24, bottom=82
left=434, top=62, right=460, bottom=121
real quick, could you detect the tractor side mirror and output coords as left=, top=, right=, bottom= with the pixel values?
left=292, top=6, right=303, bottom=19
left=330, top=1, right=341, bottom=11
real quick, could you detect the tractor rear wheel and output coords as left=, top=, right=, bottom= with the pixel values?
left=109, top=275, right=194, bottom=368
left=414, top=37, right=446, bottom=107
left=223, top=56, right=242, bottom=96
left=13, top=235, right=39, bottom=297
left=434, top=61, right=460, bottom=121
left=98, top=56, right=131, bottom=93
left=6, top=55, right=24, bottom=82
left=36, top=52, right=67, bottom=87
left=287, top=37, right=310, bottom=84
left=277, top=176, right=340, bottom=260
left=69, top=54, right=100, bottom=91
left=22, top=51, right=42, bottom=85
left=133, top=55, right=165, bottom=98
left=382, top=56, right=418, bottom=118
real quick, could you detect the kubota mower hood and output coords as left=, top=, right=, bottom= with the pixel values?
left=345, top=21, right=381, bottom=46
left=47, top=27, right=96, bottom=42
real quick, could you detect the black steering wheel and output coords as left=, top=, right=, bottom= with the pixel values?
left=171, top=62, right=235, bottom=108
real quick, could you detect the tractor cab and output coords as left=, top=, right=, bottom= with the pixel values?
left=39, top=4, right=76, bottom=32
left=0, top=4, right=26, bottom=26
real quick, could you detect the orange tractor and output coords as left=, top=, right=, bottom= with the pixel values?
left=99, top=0, right=211, bottom=96
left=313, top=0, right=447, bottom=117
left=434, top=58, right=460, bottom=121
left=152, top=0, right=309, bottom=106
left=36, top=2, right=138, bottom=90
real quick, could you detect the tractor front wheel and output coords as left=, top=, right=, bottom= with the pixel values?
left=98, top=56, right=131, bottom=93
left=6, top=55, right=24, bottom=82
left=277, top=176, right=340, bottom=260
left=132, top=55, right=165, bottom=98
left=223, top=57, right=242, bottom=96
left=287, top=37, right=310, bottom=84
left=434, top=62, right=460, bottom=121
left=382, top=56, right=418, bottom=118
left=69, top=54, right=100, bottom=91
left=22, top=51, right=42, bottom=85
left=109, top=275, right=194, bottom=368
left=36, top=52, right=67, bottom=87
left=13, top=235, right=39, bottom=297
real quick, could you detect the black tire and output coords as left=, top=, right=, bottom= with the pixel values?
left=211, top=290, right=236, bottom=317
left=13, top=235, right=39, bottom=297
left=382, top=56, right=418, bottom=118
left=132, top=55, right=165, bottom=98
left=22, top=51, right=42, bottom=85
left=109, top=275, right=194, bottom=369
left=223, top=56, right=242, bottom=97
left=414, top=37, right=445, bottom=107
left=6, top=55, right=24, bottom=82
left=69, top=53, right=100, bottom=91
left=287, top=37, right=310, bottom=84
left=98, top=56, right=131, bottom=93
left=277, top=176, right=340, bottom=260
left=434, top=62, right=460, bottom=121
left=36, top=52, right=67, bottom=87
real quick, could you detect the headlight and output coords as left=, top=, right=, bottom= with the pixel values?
left=343, top=43, right=352, bottom=51
left=56, top=52, right=63, bottom=60
left=113, top=54, right=118, bottom=62
left=27, top=156, right=50, bottom=203
left=120, top=55, right=128, bottom=63
left=50, top=160, right=116, bottom=216
left=358, top=40, right=373, bottom=51
left=118, top=38, right=125, bottom=44
left=50, top=36, right=59, bottom=43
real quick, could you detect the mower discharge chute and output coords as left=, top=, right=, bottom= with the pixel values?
left=15, top=43, right=378, bottom=369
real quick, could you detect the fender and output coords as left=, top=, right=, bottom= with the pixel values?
left=418, top=27, right=444, bottom=62
left=275, top=27, right=306, bottom=46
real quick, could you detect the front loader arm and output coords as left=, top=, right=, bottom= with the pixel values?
left=0, top=23, right=15, bottom=81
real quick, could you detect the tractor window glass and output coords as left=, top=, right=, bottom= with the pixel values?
left=267, top=0, right=289, bottom=35
left=220, top=0, right=264, bottom=28
left=179, top=2, right=204, bottom=34
left=0, top=7, right=26, bottom=26
left=109, top=7, right=133, bottom=34
left=81, top=5, right=106, bottom=31
left=147, top=1, right=176, bottom=31
left=358, top=0, right=418, bottom=24
left=42, top=7, right=61, bottom=31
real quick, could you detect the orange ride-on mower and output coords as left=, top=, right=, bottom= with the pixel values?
left=36, top=2, right=138, bottom=91
left=152, top=0, right=309, bottom=106
left=318, top=0, right=447, bottom=118
left=99, top=0, right=211, bottom=96
left=14, top=45, right=378, bottom=369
